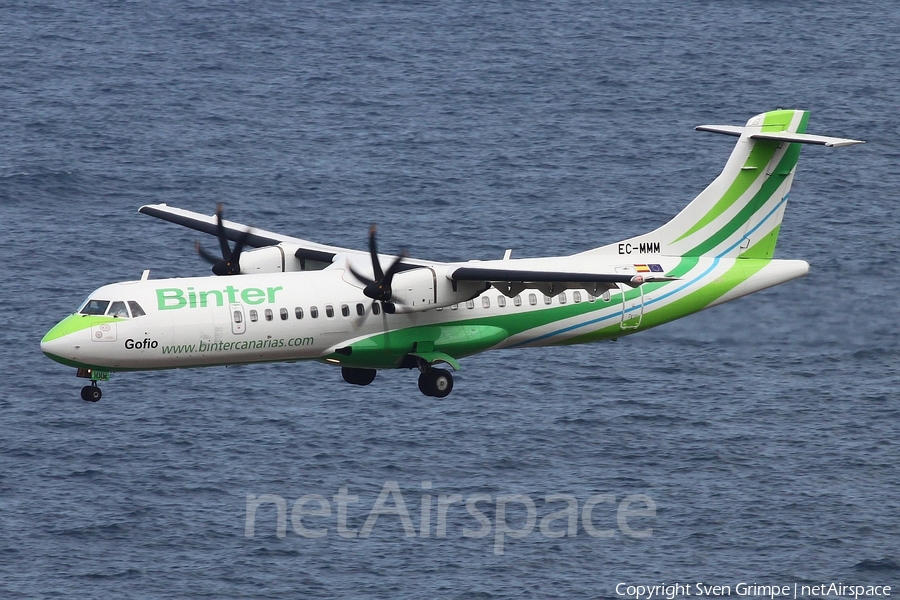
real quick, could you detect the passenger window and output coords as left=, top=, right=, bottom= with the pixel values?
left=528, top=293, right=537, bottom=306
left=250, top=310, right=258, bottom=322
left=466, top=300, right=475, bottom=309
left=497, top=296, right=506, bottom=308
left=233, top=311, right=243, bottom=323
left=372, top=303, right=380, bottom=316
left=341, top=304, right=350, bottom=317
left=451, top=304, right=458, bottom=310
left=280, top=308, right=288, bottom=321
left=588, top=294, right=596, bottom=303
left=265, top=309, right=273, bottom=321
left=325, top=305, right=334, bottom=318
left=482, top=297, right=490, bottom=308
left=544, top=295, right=553, bottom=305
left=128, top=301, right=146, bottom=317
left=356, top=303, right=365, bottom=316
left=573, top=291, right=582, bottom=303
left=108, top=301, right=129, bottom=318
left=295, top=307, right=304, bottom=319
left=514, top=295, right=522, bottom=307
left=81, top=299, right=110, bottom=315
left=311, top=306, right=319, bottom=318
left=558, top=293, right=567, bottom=305
left=602, top=291, right=611, bottom=302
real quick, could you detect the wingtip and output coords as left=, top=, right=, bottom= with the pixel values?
left=825, top=139, right=865, bottom=147
left=138, top=202, right=168, bottom=213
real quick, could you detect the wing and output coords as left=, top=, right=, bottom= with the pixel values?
left=139, top=204, right=679, bottom=295
left=449, top=263, right=677, bottom=298
left=139, top=203, right=357, bottom=265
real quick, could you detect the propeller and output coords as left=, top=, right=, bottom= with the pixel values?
left=348, top=224, right=408, bottom=309
left=195, top=203, right=251, bottom=276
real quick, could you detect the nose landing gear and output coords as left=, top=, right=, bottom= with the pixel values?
left=80, top=383, right=102, bottom=403
left=76, top=368, right=109, bottom=402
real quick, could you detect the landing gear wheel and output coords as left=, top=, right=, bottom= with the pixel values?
left=81, top=385, right=102, bottom=403
left=425, top=369, right=453, bottom=398
left=418, top=372, right=433, bottom=396
left=341, top=367, right=377, bottom=386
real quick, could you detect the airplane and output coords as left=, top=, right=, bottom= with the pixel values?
left=41, top=109, right=863, bottom=402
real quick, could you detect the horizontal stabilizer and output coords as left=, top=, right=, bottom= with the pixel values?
left=696, top=125, right=864, bottom=147
left=749, top=131, right=865, bottom=147
left=695, top=124, right=745, bottom=137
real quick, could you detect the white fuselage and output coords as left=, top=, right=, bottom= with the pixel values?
left=41, top=256, right=808, bottom=373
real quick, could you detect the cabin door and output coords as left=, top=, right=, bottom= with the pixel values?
left=230, top=303, right=246, bottom=335
left=615, top=266, right=644, bottom=330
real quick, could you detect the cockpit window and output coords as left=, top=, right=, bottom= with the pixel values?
left=128, top=301, right=146, bottom=318
left=108, top=301, right=129, bottom=318
left=80, top=299, right=110, bottom=315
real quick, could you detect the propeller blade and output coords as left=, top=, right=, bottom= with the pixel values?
left=347, top=265, right=376, bottom=287
left=195, top=241, right=220, bottom=266
left=368, top=224, right=384, bottom=281
left=193, top=204, right=251, bottom=276
left=225, top=229, right=251, bottom=275
left=352, top=224, right=409, bottom=303
left=215, top=203, right=231, bottom=261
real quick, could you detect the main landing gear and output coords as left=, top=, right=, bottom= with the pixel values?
left=341, top=367, right=377, bottom=386
left=80, top=382, right=102, bottom=403
left=418, top=368, right=454, bottom=398
left=340, top=364, right=455, bottom=397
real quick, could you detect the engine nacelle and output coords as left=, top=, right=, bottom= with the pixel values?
left=237, top=244, right=330, bottom=274
left=237, top=246, right=290, bottom=274
left=391, top=267, right=486, bottom=313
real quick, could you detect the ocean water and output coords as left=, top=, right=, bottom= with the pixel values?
left=2, top=2, right=899, bottom=598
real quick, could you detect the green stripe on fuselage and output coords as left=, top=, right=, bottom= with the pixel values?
left=339, top=259, right=703, bottom=366
left=341, top=256, right=752, bottom=362
left=666, top=255, right=699, bottom=278
left=335, top=324, right=509, bottom=369
left=561, top=258, right=770, bottom=346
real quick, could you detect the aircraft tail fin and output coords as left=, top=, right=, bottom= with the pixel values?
left=586, top=109, right=863, bottom=260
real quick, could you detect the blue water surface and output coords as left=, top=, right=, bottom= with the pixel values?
left=1, top=2, right=898, bottom=598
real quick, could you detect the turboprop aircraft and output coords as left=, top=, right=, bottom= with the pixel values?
left=41, top=109, right=863, bottom=402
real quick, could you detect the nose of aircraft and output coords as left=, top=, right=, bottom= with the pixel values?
left=41, top=314, right=91, bottom=366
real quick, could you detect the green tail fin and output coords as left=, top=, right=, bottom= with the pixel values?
left=584, top=109, right=862, bottom=260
